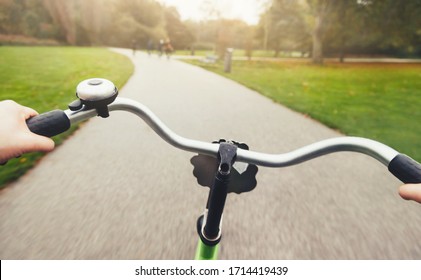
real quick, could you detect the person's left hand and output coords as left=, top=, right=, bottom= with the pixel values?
left=0, top=100, right=55, bottom=164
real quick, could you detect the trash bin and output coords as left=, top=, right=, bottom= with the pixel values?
left=224, top=48, right=234, bottom=73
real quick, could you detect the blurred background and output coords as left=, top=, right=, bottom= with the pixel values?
left=1, top=0, right=420, bottom=61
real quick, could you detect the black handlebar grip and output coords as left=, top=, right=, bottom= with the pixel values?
left=26, top=110, right=71, bottom=137
left=388, top=154, right=421, bottom=184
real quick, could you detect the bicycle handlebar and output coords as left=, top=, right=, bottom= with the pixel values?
left=26, top=110, right=71, bottom=137
left=27, top=97, right=421, bottom=184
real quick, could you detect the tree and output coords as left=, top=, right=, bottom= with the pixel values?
left=41, top=0, right=168, bottom=46
left=303, top=0, right=340, bottom=64
left=320, top=1, right=363, bottom=62
left=363, top=0, right=421, bottom=56
left=109, top=0, right=165, bottom=47
left=257, top=0, right=309, bottom=57
left=322, top=0, right=421, bottom=59
left=163, top=6, right=194, bottom=50
left=42, top=0, right=77, bottom=44
left=0, top=0, right=25, bottom=34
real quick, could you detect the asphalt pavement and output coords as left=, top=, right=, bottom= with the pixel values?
left=0, top=49, right=420, bottom=259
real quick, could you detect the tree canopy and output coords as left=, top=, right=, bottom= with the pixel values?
left=0, top=0, right=195, bottom=49
left=258, top=0, right=421, bottom=62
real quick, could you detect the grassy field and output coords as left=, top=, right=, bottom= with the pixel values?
left=0, top=46, right=134, bottom=187
left=189, top=60, right=421, bottom=162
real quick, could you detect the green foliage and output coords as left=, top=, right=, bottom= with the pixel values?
left=0, top=0, right=195, bottom=49
left=0, top=0, right=51, bottom=36
left=109, top=0, right=165, bottom=47
left=361, top=0, right=421, bottom=56
left=164, top=7, right=194, bottom=49
left=322, top=0, right=421, bottom=57
left=257, top=0, right=421, bottom=61
left=191, top=60, right=421, bottom=162
left=0, top=46, right=134, bottom=187
left=256, top=0, right=310, bottom=55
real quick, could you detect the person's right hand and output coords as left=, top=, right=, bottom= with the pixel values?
left=399, top=184, right=421, bottom=204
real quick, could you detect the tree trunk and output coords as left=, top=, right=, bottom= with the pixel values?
left=312, top=15, right=323, bottom=64
left=338, top=4, right=347, bottom=63
left=339, top=36, right=346, bottom=63
left=339, top=50, right=345, bottom=63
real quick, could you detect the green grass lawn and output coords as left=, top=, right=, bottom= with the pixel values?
left=189, top=60, right=421, bottom=162
left=0, top=46, right=134, bottom=187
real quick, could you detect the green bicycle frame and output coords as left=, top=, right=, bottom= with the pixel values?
left=195, top=240, right=219, bottom=260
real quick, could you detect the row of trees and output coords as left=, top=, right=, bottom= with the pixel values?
left=258, top=0, right=421, bottom=63
left=0, top=0, right=420, bottom=62
left=0, top=0, right=194, bottom=49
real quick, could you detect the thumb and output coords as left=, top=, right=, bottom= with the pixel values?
left=399, top=184, right=421, bottom=204
left=21, top=133, right=55, bottom=153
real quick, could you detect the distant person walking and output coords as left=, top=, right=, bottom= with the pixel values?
left=158, top=39, right=173, bottom=59
left=158, top=39, right=164, bottom=57
left=162, top=39, right=173, bottom=59
left=132, top=39, right=138, bottom=56
left=147, top=39, right=154, bottom=56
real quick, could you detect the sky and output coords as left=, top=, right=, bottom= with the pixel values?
left=156, top=0, right=271, bottom=25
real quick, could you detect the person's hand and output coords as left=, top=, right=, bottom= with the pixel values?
left=0, top=100, right=54, bottom=164
left=399, top=184, right=421, bottom=204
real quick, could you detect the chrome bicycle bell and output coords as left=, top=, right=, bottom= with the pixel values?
left=69, top=78, right=118, bottom=118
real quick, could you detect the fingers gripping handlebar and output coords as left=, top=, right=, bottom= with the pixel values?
left=25, top=78, right=421, bottom=184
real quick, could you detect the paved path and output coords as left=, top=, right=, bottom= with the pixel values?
left=1, top=49, right=420, bottom=259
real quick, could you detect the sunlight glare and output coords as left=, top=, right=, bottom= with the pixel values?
left=157, top=0, right=270, bottom=25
